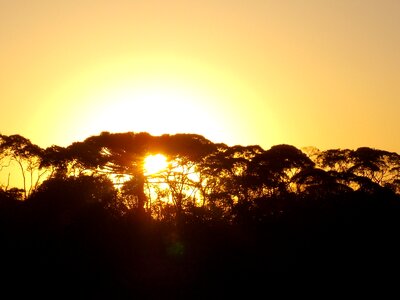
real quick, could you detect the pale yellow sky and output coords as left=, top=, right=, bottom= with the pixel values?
left=1, top=0, right=399, bottom=152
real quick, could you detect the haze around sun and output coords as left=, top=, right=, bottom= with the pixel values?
left=1, top=0, right=399, bottom=152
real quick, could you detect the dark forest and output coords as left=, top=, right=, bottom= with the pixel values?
left=1, top=132, right=399, bottom=298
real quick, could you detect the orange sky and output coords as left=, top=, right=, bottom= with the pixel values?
left=1, top=0, right=399, bottom=152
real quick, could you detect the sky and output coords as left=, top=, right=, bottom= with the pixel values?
left=1, top=0, right=399, bottom=152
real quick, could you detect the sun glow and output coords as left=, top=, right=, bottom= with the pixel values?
left=144, top=154, right=168, bottom=175
left=35, top=57, right=251, bottom=147
left=71, top=79, right=231, bottom=147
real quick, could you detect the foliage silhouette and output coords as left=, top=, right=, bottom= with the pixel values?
left=0, top=131, right=399, bottom=297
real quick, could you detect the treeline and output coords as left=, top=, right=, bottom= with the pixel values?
left=1, top=132, right=399, bottom=215
left=0, top=132, right=399, bottom=297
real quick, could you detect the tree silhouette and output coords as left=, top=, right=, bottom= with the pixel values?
left=0, top=134, right=48, bottom=198
left=0, top=131, right=400, bottom=297
left=246, top=144, right=314, bottom=197
left=315, top=147, right=400, bottom=194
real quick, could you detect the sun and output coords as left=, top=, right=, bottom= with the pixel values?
left=144, top=154, right=168, bottom=175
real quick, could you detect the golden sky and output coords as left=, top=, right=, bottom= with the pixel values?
left=1, top=0, right=399, bottom=152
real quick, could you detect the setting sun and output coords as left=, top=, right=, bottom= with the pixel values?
left=1, top=1, right=400, bottom=297
left=144, top=154, right=168, bottom=175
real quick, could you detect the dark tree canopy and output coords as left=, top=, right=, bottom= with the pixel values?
left=0, top=131, right=399, bottom=297
left=1, top=131, right=399, bottom=216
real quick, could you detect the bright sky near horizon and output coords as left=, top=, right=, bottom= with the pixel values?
left=1, top=0, right=399, bottom=152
